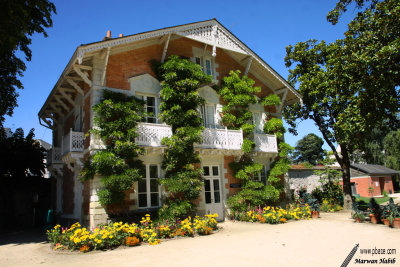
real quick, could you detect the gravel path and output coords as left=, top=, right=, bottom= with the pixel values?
left=1, top=211, right=399, bottom=267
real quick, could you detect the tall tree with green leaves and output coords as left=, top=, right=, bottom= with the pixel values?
left=383, top=130, right=400, bottom=171
left=284, top=0, right=400, bottom=209
left=292, top=133, right=325, bottom=165
left=0, top=0, right=56, bottom=128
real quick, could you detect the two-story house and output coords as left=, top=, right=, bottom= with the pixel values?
left=39, top=19, right=301, bottom=227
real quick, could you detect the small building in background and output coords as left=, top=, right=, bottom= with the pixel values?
left=346, top=164, right=398, bottom=197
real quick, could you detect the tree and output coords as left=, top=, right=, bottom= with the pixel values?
left=0, top=0, right=56, bottom=128
left=292, top=133, right=325, bottom=165
left=284, top=0, right=400, bottom=209
left=0, top=128, right=46, bottom=180
left=383, top=129, right=400, bottom=171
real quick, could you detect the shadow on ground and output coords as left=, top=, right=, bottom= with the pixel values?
left=0, top=228, right=47, bottom=246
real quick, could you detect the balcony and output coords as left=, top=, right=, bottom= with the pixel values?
left=254, top=133, right=278, bottom=153
left=135, top=123, right=278, bottom=153
left=62, top=129, right=85, bottom=171
left=47, top=147, right=63, bottom=165
left=62, top=129, right=84, bottom=155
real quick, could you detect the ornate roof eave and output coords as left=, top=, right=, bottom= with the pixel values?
left=39, top=19, right=302, bottom=129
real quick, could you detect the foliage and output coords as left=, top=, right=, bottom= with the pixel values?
left=0, top=128, right=46, bottom=180
left=314, top=152, right=342, bottom=183
left=156, top=55, right=212, bottom=219
left=368, top=198, right=382, bottom=218
left=291, top=134, right=324, bottom=165
left=297, top=188, right=320, bottom=212
left=218, top=71, right=289, bottom=212
left=381, top=198, right=400, bottom=223
left=283, top=0, right=400, bottom=208
left=218, top=70, right=259, bottom=133
left=352, top=201, right=366, bottom=221
left=0, top=0, right=56, bottom=128
left=383, top=129, right=400, bottom=171
left=81, top=90, right=145, bottom=206
left=46, top=214, right=219, bottom=252
left=231, top=203, right=311, bottom=223
left=264, top=118, right=285, bottom=139
left=320, top=199, right=343, bottom=212
left=312, top=181, right=344, bottom=206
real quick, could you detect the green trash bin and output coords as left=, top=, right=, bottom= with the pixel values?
left=46, top=209, right=54, bottom=229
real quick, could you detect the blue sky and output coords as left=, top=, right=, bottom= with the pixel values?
left=5, top=0, right=355, bottom=150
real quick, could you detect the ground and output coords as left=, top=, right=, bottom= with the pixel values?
left=1, top=211, right=399, bottom=267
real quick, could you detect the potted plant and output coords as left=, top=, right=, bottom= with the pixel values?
left=352, top=201, right=366, bottom=223
left=368, top=198, right=381, bottom=224
left=309, top=198, right=320, bottom=218
left=381, top=198, right=400, bottom=228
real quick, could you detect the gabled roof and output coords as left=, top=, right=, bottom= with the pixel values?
left=351, top=164, right=399, bottom=176
left=38, top=19, right=302, bottom=128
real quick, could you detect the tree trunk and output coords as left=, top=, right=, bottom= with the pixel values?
left=340, top=146, right=353, bottom=210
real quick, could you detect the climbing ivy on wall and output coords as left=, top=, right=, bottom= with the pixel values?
left=156, top=55, right=212, bottom=220
left=218, top=71, right=292, bottom=212
left=80, top=90, right=145, bottom=207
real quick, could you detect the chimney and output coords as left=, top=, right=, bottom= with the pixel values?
left=119, top=33, right=123, bottom=38
left=103, top=30, right=112, bottom=41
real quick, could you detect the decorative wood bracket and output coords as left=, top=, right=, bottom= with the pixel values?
left=66, top=78, right=84, bottom=95
left=59, top=88, right=75, bottom=105
left=211, top=24, right=218, bottom=57
left=244, top=56, right=253, bottom=76
left=161, top=34, right=171, bottom=63
left=54, top=95, right=69, bottom=111
left=101, top=47, right=111, bottom=86
left=73, top=65, right=92, bottom=87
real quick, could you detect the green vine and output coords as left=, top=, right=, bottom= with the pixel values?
left=156, top=55, right=212, bottom=220
left=81, top=90, right=145, bottom=207
left=219, top=71, right=292, bottom=212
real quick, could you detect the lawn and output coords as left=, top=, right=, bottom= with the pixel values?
left=356, top=196, right=392, bottom=205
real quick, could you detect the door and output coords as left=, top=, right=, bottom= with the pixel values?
left=203, top=165, right=224, bottom=221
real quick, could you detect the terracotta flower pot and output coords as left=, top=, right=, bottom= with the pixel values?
left=370, top=214, right=379, bottom=224
left=382, top=218, right=390, bottom=226
left=311, top=211, right=319, bottom=219
left=355, top=217, right=363, bottom=223
left=391, top=218, right=400, bottom=229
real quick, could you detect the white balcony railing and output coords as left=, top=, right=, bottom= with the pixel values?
left=62, top=129, right=84, bottom=155
left=48, top=147, right=63, bottom=165
left=198, top=128, right=243, bottom=150
left=254, top=133, right=278, bottom=153
left=136, top=123, right=172, bottom=147
left=135, top=123, right=278, bottom=152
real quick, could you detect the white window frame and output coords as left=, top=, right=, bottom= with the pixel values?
left=194, top=55, right=216, bottom=79
left=136, top=94, right=159, bottom=124
left=137, top=164, right=161, bottom=209
left=200, top=104, right=219, bottom=129
left=253, top=112, right=264, bottom=134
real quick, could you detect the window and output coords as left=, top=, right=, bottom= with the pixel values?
left=253, top=112, right=264, bottom=134
left=194, top=56, right=214, bottom=78
left=200, top=104, right=217, bottom=128
left=138, top=164, right=160, bottom=208
left=256, top=165, right=268, bottom=185
left=138, top=95, right=158, bottom=123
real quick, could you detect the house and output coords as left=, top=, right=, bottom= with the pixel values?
left=38, top=19, right=302, bottom=227
left=347, top=164, right=398, bottom=197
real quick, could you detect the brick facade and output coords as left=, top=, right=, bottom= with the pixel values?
left=340, top=176, right=395, bottom=197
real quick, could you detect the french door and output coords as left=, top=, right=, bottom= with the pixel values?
left=203, top=165, right=223, bottom=220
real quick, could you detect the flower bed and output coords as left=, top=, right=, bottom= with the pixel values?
left=231, top=203, right=311, bottom=224
left=47, top=214, right=218, bottom=252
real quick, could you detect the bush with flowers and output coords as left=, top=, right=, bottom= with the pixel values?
left=46, top=213, right=218, bottom=252
left=231, top=203, right=311, bottom=224
left=320, top=198, right=343, bottom=212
